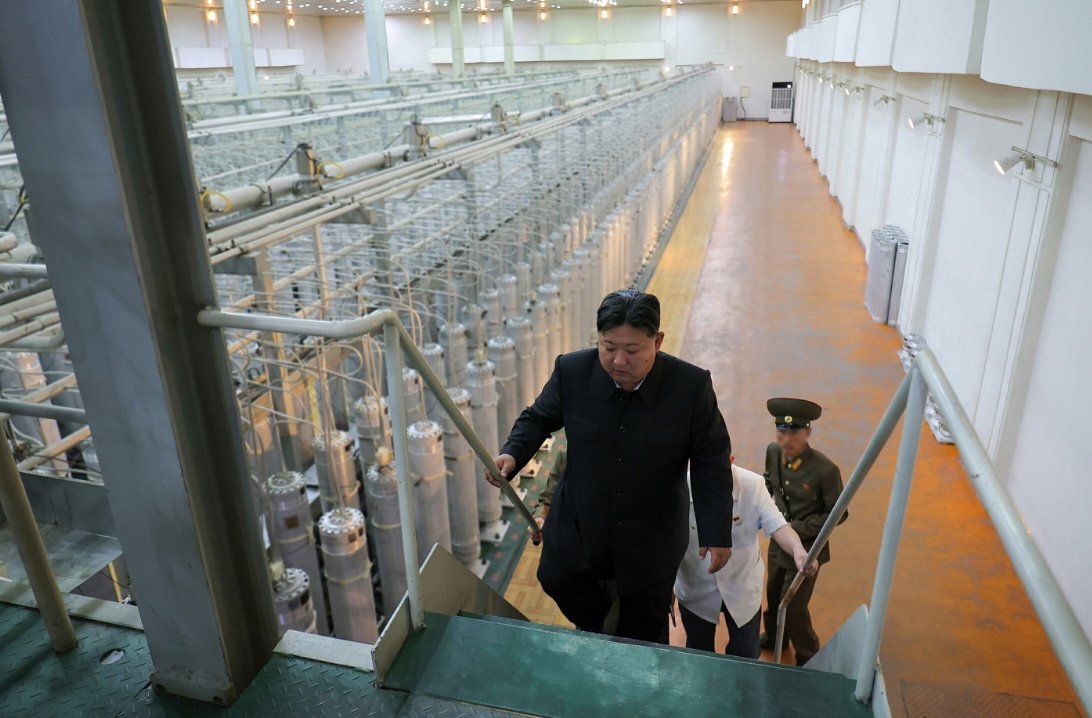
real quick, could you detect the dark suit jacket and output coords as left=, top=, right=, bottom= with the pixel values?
left=501, top=348, right=733, bottom=593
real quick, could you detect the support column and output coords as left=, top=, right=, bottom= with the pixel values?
left=502, top=0, right=515, bottom=76
left=364, top=0, right=391, bottom=85
left=450, top=0, right=466, bottom=78
left=0, top=2, right=277, bottom=705
left=224, top=0, right=259, bottom=98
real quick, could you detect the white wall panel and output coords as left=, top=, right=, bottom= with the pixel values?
left=852, top=85, right=895, bottom=249
left=891, top=0, right=989, bottom=74
left=832, top=2, right=861, bottom=62
left=980, top=0, right=1092, bottom=97
left=853, top=0, right=898, bottom=66
left=881, top=95, right=927, bottom=234
left=321, top=16, right=368, bottom=74
left=919, top=109, right=1023, bottom=433
left=816, top=15, right=837, bottom=62
left=1003, top=137, right=1092, bottom=640
left=175, top=47, right=230, bottom=69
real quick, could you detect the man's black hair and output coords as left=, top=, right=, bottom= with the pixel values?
left=596, top=289, right=661, bottom=337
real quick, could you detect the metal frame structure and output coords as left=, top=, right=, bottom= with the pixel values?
left=197, top=305, right=541, bottom=630
left=774, top=348, right=1092, bottom=714
left=0, top=1, right=278, bottom=704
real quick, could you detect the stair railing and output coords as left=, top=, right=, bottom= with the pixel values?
left=773, top=348, right=1092, bottom=714
left=198, top=306, right=542, bottom=632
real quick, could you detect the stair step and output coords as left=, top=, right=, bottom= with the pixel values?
left=385, top=612, right=872, bottom=718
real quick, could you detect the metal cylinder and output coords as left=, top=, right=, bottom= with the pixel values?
left=515, top=263, right=532, bottom=303
left=538, top=283, right=562, bottom=366
left=505, top=315, right=536, bottom=410
left=465, top=359, right=501, bottom=523
left=364, top=461, right=407, bottom=613
left=407, top=420, right=451, bottom=562
left=353, top=395, right=391, bottom=470
left=440, top=321, right=469, bottom=388
left=266, top=471, right=327, bottom=634
left=319, top=507, right=378, bottom=644
left=498, top=274, right=519, bottom=320
left=570, top=250, right=592, bottom=348
left=527, top=299, right=550, bottom=391
left=312, top=430, right=359, bottom=513
left=273, top=567, right=317, bottom=636
left=488, top=335, right=519, bottom=448
left=481, top=287, right=502, bottom=340
left=462, top=302, right=486, bottom=355
left=401, top=367, right=426, bottom=425
left=420, top=342, right=447, bottom=422
left=440, top=388, right=480, bottom=566
left=551, top=266, right=573, bottom=354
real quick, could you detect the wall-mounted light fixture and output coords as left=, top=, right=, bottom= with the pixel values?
left=287, top=15, right=296, bottom=27
left=250, top=11, right=260, bottom=25
left=731, top=3, right=740, bottom=14
left=908, top=112, right=944, bottom=130
left=479, top=11, right=489, bottom=21
left=538, top=9, right=547, bottom=19
left=873, top=94, right=894, bottom=105
left=993, top=147, right=1058, bottom=175
left=423, top=14, right=432, bottom=23
left=206, top=8, right=218, bottom=23
left=600, top=7, right=610, bottom=18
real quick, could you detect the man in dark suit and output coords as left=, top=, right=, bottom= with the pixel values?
left=490, top=289, right=734, bottom=644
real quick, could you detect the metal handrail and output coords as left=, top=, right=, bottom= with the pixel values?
left=198, top=306, right=542, bottom=631
left=773, top=348, right=1092, bottom=714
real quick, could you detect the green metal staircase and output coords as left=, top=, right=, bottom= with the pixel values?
left=383, top=611, right=873, bottom=718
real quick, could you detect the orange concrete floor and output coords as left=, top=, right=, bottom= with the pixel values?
left=506, top=122, right=1083, bottom=716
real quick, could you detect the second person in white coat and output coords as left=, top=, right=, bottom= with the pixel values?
left=674, top=459, right=816, bottom=658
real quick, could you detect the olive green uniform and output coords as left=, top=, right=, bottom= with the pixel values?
left=762, top=442, right=845, bottom=665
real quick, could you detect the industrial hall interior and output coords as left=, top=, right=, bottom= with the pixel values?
left=0, top=0, right=1089, bottom=716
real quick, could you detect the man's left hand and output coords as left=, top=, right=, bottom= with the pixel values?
left=699, top=546, right=732, bottom=574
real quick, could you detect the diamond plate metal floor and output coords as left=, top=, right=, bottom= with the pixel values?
left=0, top=602, right=528, bottom=717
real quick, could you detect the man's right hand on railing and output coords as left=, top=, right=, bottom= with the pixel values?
left=485, top=453, right=516, bottom=487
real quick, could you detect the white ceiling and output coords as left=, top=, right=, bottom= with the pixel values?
left=165, top=0, right=788, bottom=17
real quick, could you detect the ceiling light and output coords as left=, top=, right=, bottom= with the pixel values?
left=249, top=0, right=257, bottom=9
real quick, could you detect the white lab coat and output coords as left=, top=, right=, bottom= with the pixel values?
left=674, top=465, right=787, bottom=626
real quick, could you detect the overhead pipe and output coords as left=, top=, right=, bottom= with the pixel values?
left=0, top=399, right=86, bottom=424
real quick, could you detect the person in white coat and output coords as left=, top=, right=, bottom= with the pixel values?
left=674, top=459, right=816, bottom=658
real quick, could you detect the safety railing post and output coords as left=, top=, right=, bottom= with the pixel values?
left=775, top=370, right=913, bottom=665
left=384, top=321, right=425, bottom=631
left=854, top=366, right=927, bottom=702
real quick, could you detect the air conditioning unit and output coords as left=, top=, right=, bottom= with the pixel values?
left=769, top=81, right=793, bottom=123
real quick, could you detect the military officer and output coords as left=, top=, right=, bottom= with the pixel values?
left=759, top=398, right=846, bottom=666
